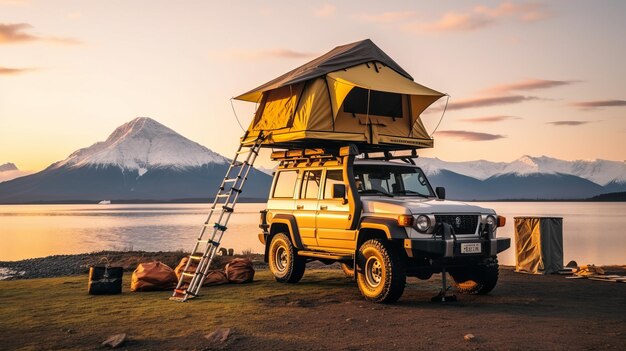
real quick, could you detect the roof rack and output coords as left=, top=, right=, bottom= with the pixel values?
left=271, top=145, right=418, bottom=166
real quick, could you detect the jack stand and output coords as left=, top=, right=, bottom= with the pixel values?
left=431, top=267, right=457, bottom=302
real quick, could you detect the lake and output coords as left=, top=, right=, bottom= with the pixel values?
left=0, top=202, right=624, bottom=265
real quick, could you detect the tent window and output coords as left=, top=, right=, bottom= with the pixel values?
left=343, top=87, right=402, bottom=118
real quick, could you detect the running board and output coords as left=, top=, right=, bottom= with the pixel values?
left=297, top=250, right=353, bottom=261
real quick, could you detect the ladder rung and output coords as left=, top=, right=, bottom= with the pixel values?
left=189, top=255, right=203, bottom=260
left=197, top=239, right=219, bottom=245
left=182, top=272, right=195, bottom=277
left=223, top=177, right=239, bottom=182
left=216, top=194, right=230, bottom=198
left=222, top=206, right=233, bottom=212
left=214, top=223, right=227, bottom=231
left=231, top=188, right=242, bottom=193
left=174, top=289, right=186, bottom=295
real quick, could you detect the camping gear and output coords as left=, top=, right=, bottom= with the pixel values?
left=88, top=258, right=123, bottom=295
left=235, top=39, right=446, bottom=151
left=225, top=258, right=255, bottom=283
left=174, top=257, right=229, bottom=286
left=514, top=217, right=563, bottom=274
left=171, top=135, right=265, bottom=301
left=131, top=261, right=178, bottom=292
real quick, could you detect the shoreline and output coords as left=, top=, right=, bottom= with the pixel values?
left=0, top=250, right=266, bottom=280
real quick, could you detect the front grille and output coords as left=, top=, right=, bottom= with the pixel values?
left=435, top=215, right=479, bottom=235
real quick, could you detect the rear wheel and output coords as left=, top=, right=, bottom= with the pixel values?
left=268, top=233, right=305, bottom=283
left=356, top=239, right=405, bottom=303
left=449, top=257, right=499, bottom=295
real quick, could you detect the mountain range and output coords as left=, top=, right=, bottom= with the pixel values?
left=415, top=156, right=626, bottom=200
left=0, top=117, right=623, bottom=203
left=0, top=117, right=271, bottom=203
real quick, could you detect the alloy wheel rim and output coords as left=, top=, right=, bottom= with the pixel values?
left=365, top=256, right=382, bottom=287
left=275, top=246, right=288, bottom=272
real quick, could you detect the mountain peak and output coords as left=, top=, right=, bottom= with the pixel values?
left=0, top=163, right=19, bottom=172
left=54, top=117, right=228, bottom=171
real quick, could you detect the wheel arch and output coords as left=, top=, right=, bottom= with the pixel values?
left=265, top=214, right=303, bottom=261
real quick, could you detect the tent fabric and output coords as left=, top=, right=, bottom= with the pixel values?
left=235, top=39, right=413, bottom=103
left=514, top=217, right=564, bottom=274
left=237, top=39, right=444, bottom=150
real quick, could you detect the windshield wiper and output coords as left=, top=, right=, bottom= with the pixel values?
left=394, top=190, right=430, bottom=198
left=359, top=189, right=394, bottom=197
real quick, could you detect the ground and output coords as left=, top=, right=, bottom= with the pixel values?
left=0, top=266, right=624, bottom=351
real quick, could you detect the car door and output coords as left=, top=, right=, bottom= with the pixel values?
left=295, top=169, right=322, bottom=247
left=316, top=168, right=357, bottom=251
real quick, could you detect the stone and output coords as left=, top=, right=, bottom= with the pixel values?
left=102, top=333, right=127, bottom=348
left=464, top=334, right=475, bottom=341
left=205, top=327, right=231, bottom=344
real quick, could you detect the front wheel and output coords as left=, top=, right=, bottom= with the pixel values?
left=356, top=239, right=406, bottom=303
left=268, top=233, right=305, bottom=283
left=449, top=257, right=499, bottom=295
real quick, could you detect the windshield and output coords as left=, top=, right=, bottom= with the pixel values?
left=354, top=164, right=434, bottom=197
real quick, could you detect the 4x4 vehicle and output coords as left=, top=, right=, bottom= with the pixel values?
left=258, top=146, right=510, bottom=303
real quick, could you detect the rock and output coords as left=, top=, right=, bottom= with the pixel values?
left=102, top=333, right=127, bottom=348
left=464, top=334, right=475, bottom=341
left=205, top=327, right=231, bottom=344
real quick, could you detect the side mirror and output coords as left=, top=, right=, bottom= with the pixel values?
left=435, top=187, right=446, bottom=200
left=333, top=184, right=347, bottom=204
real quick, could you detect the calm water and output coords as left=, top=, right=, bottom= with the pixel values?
left=0, top=203, right=624, bottom=265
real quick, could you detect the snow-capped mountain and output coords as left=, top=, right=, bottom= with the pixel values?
left=53, top=117, right=228, bottom=173
left=416, top=155, right=626, bottom=186
left=0, top=163, right=18, bottom=172
left=0, top=163, right=32, bottom=183
left=0, top=117, right=271, bottom=203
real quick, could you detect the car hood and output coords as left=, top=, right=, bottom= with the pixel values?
left=360, top=196, right=496, bottom=215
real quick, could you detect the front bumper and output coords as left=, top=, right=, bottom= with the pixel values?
left=403, top=237, right=511, bottom=258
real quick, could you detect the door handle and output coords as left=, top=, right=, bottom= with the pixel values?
left=320, top=205, right=328, bottom=210
left=296, top=205, right=304, bottom=210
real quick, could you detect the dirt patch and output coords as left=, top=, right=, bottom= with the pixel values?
left=0, top=267, right=624, bottom=350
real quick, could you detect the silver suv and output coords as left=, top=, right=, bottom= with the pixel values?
left=259, top=146, right=510, bottom=303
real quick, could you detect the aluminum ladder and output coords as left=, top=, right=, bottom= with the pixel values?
left=170, top=132, right=264, bottom=302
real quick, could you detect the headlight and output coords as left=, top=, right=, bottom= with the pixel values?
left=415, top=215, right=431, bottom=233
left=486, top=215, right=496, bottom=227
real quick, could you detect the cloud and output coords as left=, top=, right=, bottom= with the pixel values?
left=355, top=11, right=416, bottom=23
left=447, top=95, right=538, bottom=110
left=569, top=100, right=626, bottom=109
left=435, top=130, right=506, bottom=141
left=0, top=66, right=35, bottom=75
left=483, top=79, right=578, bottom=94
left=314, top=4, right=336, bottom=17
left=406, top=1, right=550, bottom=33
left=216, top=48, right=316, bottom=61
left=417, top=12, right=494, bottom=32
left=0, top=23, right=81, bottom=45
left=461, top=115, right=522, bottom=123
left=547, top=121, right=591, bottom=126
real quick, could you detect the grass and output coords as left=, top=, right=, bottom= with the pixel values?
left=0, top=269, right=351, bottom=350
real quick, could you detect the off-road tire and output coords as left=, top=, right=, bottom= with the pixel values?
left=340, top=263, right=355, bottom=279
left=268, top=233, right=305, bottom=283
left=356, top=239, right=406, bottom=303
left=449, top=257, right=499, bottom=295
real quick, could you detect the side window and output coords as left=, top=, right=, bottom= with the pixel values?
left=300, top=170, right=322, bottom=199
left=324, top=170, right=344, bottom=199
left=272, top=170, right=298, bottom=198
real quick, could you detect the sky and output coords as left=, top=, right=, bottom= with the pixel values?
left=1, top=0, right=625, bottom=172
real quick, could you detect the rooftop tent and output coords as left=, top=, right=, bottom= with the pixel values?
left=235, top=39, right=446, bottom=151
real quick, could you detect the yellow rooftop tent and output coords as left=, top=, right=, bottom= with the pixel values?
left=235, top=39, right=445, bottom=151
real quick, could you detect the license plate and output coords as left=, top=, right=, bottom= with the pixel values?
left=461, top=243, right=481, bottom=254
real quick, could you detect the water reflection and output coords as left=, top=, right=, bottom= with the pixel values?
left=1, top=203, right=624, bottom=265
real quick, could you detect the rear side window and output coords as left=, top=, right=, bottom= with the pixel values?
left=324, top=170, right=344, bottom=199
left=272, top=171, right=298, bottom=198
left=300, top=170, right=322, bottom=199
left=343, top=87, right=403, bottom=118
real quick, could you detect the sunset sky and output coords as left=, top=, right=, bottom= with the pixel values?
left=1, top=0, right=625, bottom=172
